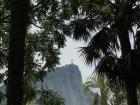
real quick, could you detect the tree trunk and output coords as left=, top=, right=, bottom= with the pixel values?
left=118, top=31, right=138, bottom=105
left=117, top=30, right=131, bottom=57
left=7, top=0, right=28, bottom=105
left=126, top=84, right=138, bottom=105
left=117, top=26, right=138, bottom=105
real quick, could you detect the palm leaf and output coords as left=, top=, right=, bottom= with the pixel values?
left=72, top=19, right=91, bottom=42
left=93, top=94, right=100, bottom=105
left=96, top=55, right=118, bottom=82
left=80, top=27, right=119, bottom=65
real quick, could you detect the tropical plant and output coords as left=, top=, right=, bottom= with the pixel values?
left=36, top=80, right=65, bottom=105
left=68, top=0, right=140, bottom=105
left=84, top=75, right=108, bottom=105
left=0, top=0, right=71, bottom=105
left=84, top=75, right=127, bottom=105
left=37, top=89, right=65, bottom=105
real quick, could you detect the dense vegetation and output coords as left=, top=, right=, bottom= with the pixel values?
left=69, top=1, right=140, bottom=105
left=0, top=0, right=69, bottom=105
left=0, top=0, right=140, bottom=105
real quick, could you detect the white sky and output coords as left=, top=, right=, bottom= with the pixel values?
left=59, top=37, right=94, bottom=83
left=30, top=25, right=94, bottom=83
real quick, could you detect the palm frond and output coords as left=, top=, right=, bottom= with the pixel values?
left=72, top=19, right=91, bottom=42
left=95, top=55, right=119, bottom=84
left=93, top=94, right=100, bottom=105
left=80, top=27, right=119, bottom=65
left=80, top=45, right=101, bottom=65
left=83, top=79, right=98, bottom=92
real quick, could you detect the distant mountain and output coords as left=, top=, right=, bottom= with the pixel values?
left=0, top=64, right=99, bottom=105
left=44, top=64, right=96, bottom=105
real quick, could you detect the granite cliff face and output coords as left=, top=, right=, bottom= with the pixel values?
left=44, top=64, right=93, bottom=105
left=0, top=64, right=96, bottom=105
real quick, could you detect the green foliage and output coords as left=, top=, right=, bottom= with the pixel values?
left=70, top=3, right=140, bottom=104
left=84, top=75, right=109, bottom=105
left=37, top=88, right=65, bottom=105
left=93, top=94, right=99, bottom=105
left=0, top=0, right=72, bottom=104
left=84, top=75, right=127, bottom=105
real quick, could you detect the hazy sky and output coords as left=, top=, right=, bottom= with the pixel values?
left=59, top=37, right=94, bottom=83
left=31, top=25, right=94, bottom=83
